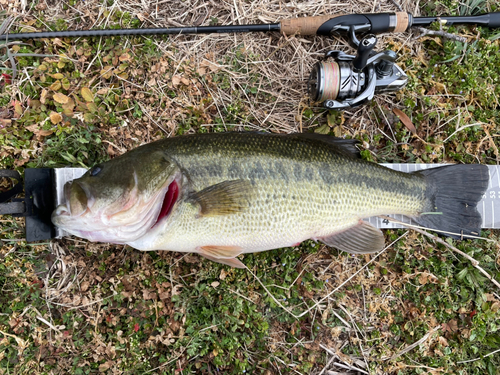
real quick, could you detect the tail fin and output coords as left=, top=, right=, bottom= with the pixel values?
left=413, top=164, right=489, bottom=239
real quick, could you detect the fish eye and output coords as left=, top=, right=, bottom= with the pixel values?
left=89, top=166, right=102, bottom=176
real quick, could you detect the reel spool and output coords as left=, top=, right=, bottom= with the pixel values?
left=309, top=61, right=366, bottom=103
left=308, top=34, right=408, bottom=110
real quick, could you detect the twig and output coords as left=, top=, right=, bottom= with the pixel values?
left=319, top=347, right=370, bottom=375
left=387, top=325, right=441, bottom=361
left=332, top=362, right=369, bottom=374
left=443, top=122, right=484, bottom=143
left=378, top=215, right=500, bottom=291
left=416, top=26, right=467, bottom=43
left=389, top=0, right=403, bottom=12
left=457, top=347, right=500, bottom=364
left=36, top=315, right=61, bottom=332
left=0, top=244, right=17, bottom=259
left=318, top=354, right=336, bottom=375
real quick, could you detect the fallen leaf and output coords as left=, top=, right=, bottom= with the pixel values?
left=314, top=124, right=330, bottom=134
left=81, top=87, right=94, bottom=102
left=159, top=291, right=170, bottom=300
left=101, top=66, right=113, bottom=79
left=53, top=38, right=64, bottom=48
left=171, top=285, right=183, bottom=296
left=83, top=113, right=94, bottom=122
left=211, top=281, right=220, bottom=288
left=393, top=108, right=417, bottom=135
left=81, top=281, right=90, bottom=292
left=61, top=77, right=70, bottom=90
left=37, top=130, right=54, bottom=136
left=418, top=273, right=428, bottom=285
left=172, top=75, right=181, bottom=86
left=485, top=293, right=497, bottom=301
left=40, top=89, right=48, bottom=104
left=14, top=158, right=29, bottom=167
left=183, top=254, right=199, bottom=263
left=25, top=124, right=39, bottom=132
left=49, top=80, right=61, bottom=91
left=116, top=72, right=129, bottom=80
left=13, top=102, right=22, bottom=116
left=49, top=112, right=62, bottom=124
left=219, top=269, right=228, bottom=280
left=1, top=73, right=11, bottom=84
left=442, top=319, right=458, bottom=333
left=51, top=73, right=64, bottom=79
left=87, top=102, right=98, bottom=113
left=53, top=92, right=69, bottom=104
left=491, top=302, right=500, bottom=313
left=200, top=60, right=220, bottom=72
left=119, top=53, right=131, bottom=62
left=438, top=336, right=449, bottom=347
left=28, top=99, right=41, bottom=109
left=99, top=361, right=111, bottom=372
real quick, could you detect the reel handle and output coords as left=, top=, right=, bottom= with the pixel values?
left=352, top=35, right=377, bottom=72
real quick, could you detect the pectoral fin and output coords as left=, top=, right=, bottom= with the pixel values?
left=188, top=180, right=252, bottom=216
left=320, top=220, right=385, bottom=254
left=197, top=245, right=245, bottom=268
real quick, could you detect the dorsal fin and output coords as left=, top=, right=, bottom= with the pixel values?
left=286, top=133, right=360, bottom=158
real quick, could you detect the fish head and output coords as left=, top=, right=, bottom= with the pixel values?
left=52, top=149, right=180, bottom=243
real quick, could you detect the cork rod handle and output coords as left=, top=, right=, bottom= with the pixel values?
left=280, top=12, right=411, bottom=36
left=280, top=15, right=341, bottom=36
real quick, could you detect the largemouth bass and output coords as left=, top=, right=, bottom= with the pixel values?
left=52, top=132, right=489, bottom=268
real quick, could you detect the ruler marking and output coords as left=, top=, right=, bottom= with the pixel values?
left=493, top=200, right=495, bottom=229
left=483, top=200, right=486, bottom=228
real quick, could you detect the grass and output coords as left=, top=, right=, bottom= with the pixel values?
left=1, top=0, right=500, bottom=374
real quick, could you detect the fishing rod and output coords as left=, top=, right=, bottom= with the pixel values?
left=1, top=12, right=499, bottom=110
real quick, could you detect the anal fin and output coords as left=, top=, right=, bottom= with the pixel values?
left=320, top=220, right=385, bottom=254
left=197, top=245, right=245, bottom=269
left=199, top=253, right=246, bottom=269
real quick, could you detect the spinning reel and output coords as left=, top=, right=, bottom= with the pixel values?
left=308, top=34, right=408, bottom=110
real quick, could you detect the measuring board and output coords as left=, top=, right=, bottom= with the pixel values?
left=53, top=165, right=500, bottom=238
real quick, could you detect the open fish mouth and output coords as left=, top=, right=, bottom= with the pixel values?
left=52, top=172, right=182, bottom=244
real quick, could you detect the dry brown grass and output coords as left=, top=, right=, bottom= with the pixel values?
left=4, top=0, right=428, bottom=138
